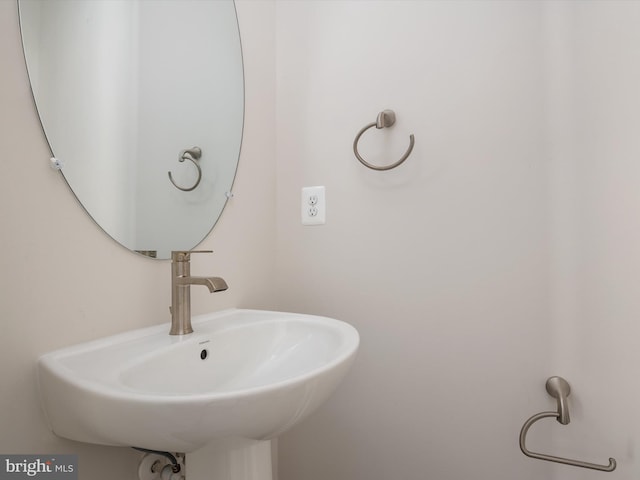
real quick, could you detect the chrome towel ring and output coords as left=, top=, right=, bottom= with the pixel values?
left=519, top=376, right=617, bottom=472
left=353, top=110, right=415, bottom=171
left=168, top=147, right=202, bottom=192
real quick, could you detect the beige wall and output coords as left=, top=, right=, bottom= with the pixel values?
left=0, top=1, right=276, bottom=478
left=544, top=3, right=640, bottom=479
left=274, top=2, right=553, bottom=479
left=274, top=2, right=640, bottom=480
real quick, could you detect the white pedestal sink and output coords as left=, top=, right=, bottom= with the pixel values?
left=37, top=309, right=359, bottom=479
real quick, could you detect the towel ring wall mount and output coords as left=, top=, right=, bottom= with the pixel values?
left=353, top=110, right=415, bottom=171
left=168, top=147, right=202, bottom=192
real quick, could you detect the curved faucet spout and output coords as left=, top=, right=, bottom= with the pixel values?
left=179, top=276, right=228, bottom=293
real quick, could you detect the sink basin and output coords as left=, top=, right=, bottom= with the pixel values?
left=38, top=309, right=359, bottom=453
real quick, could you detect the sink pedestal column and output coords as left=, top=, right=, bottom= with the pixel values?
left=187, top=439, right=273, bottom=480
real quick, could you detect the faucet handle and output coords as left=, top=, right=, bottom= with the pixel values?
left=171, top=250, right=213, bottom=262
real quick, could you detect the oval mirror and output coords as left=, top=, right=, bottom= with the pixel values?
left=18, top=0, right=244, bottom=259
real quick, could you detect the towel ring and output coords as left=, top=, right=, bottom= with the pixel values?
left=168, top=147, right=202, bottom=192
left=353, top=110, right=415, bottom=171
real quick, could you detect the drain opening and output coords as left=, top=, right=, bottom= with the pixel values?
left=200, top=349, right=208, bottom=360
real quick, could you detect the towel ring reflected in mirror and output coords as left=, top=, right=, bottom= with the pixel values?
left=168, top=147, right=203, bottom=192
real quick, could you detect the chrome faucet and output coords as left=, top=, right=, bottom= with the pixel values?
left=170, top=250, right=228, bottom=335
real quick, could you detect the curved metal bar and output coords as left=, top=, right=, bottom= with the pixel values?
left=168, top=147, right=202, bottom=192
left=519, top=411, right=617, bottom=472
left=353, top=110, right=415, bottom=171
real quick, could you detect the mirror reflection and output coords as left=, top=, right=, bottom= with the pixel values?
left=19, top=0, right=244, bottom=259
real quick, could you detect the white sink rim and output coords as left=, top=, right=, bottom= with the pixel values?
left=41, top=309, right=358, bottom=402
left=37, top=308, right=360, bottom=452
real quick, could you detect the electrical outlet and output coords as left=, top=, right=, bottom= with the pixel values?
left=301, top=186, right=326, bottom=225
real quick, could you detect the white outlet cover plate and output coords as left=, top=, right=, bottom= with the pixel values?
left=301, top=186, right=326, bottom=225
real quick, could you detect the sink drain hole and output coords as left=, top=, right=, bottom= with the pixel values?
left=200, top=349, right=208, bottom=360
